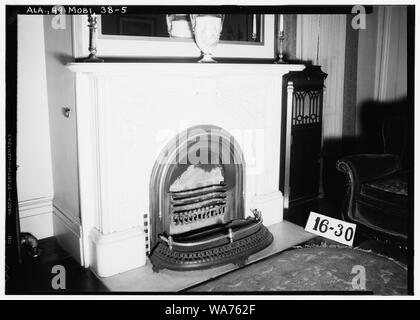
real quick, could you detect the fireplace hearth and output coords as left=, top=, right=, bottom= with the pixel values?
left=149, top=125, right=273, bottom=271
left=150, top=209, right=273, bottom=271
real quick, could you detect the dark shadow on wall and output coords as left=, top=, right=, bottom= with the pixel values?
left=358, top=98, right=412, bottom=169
left=321, top=97, right=412, bottom=214
left=54, top=52, right=74, bottom=65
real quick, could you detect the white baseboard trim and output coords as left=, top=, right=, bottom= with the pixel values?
left=52, top=201, right=84, bottom=265
left=19, top=197, right=53, bottom=240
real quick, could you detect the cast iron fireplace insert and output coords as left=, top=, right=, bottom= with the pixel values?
left=148, top=125, right=273, bottom=271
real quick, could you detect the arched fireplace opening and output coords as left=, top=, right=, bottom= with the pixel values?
left=149, top=125, right=273, bottom=271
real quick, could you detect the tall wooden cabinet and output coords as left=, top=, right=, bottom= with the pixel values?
left=281, top=66, right=327, bottom=208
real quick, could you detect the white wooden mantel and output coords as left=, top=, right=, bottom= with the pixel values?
left=67, top=62, right=304, bottom=277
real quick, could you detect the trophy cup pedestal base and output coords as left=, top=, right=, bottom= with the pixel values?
left=198, top=54, right=217, bottom=63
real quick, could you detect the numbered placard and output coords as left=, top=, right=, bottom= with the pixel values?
left=305, top=212, right=357, bottom=246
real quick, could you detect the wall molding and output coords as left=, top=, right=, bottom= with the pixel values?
left=19, top=196, right=52, bottom=218
left=53, top=200, right=81, bottom=227
left=18, top=197, right=83, bottom=265
left=52, top=200, right=84, bottom=265
left=19, top=197, right=53, bottom=239
left=342, top=16, right=359, bottom=140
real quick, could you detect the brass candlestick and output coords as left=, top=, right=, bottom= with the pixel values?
left=274, top=30, right=286, bottom=64
left=84, top=14, right=104, bottom=62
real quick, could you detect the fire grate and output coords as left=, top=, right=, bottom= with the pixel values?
left=169, top=183, right=227, bottom=234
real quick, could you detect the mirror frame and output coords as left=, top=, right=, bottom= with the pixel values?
left=72, top=15, right=275, bottom=59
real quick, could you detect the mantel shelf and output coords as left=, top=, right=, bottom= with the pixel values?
left=66, top=62, right=305, bottom=76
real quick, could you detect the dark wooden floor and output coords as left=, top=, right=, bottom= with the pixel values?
left=6, top=196, right=408, bottom=294
left=284, top=195, right=343, bottom=227
left=6, top=237, right=108, bottom=294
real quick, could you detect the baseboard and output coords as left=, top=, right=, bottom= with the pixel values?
left=19, top=197, right=53, bottom=240
left=52, top=201, right=84, bottom=265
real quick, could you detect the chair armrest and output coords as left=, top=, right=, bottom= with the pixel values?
left=336, top=154, right=401, bottom=183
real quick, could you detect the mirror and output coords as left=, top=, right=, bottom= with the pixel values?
left=100, top=14, right=263, bottom=43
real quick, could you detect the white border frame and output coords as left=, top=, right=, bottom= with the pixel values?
left=72, top=14, right=275, bottom=59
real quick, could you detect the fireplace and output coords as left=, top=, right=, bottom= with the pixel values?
left=150, top=125, right=244, bottom=244
left=67, top=62, right=305, bottom=277
left=149, top=125, right=273, bottom=271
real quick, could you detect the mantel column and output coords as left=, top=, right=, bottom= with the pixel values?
left=74, top=73, right=146, bottom=277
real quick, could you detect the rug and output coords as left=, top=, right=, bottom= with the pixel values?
left=186, top=246, right=407, bottom=295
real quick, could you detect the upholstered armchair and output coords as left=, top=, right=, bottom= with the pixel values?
left=336, top=102, right=412, bottom=248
